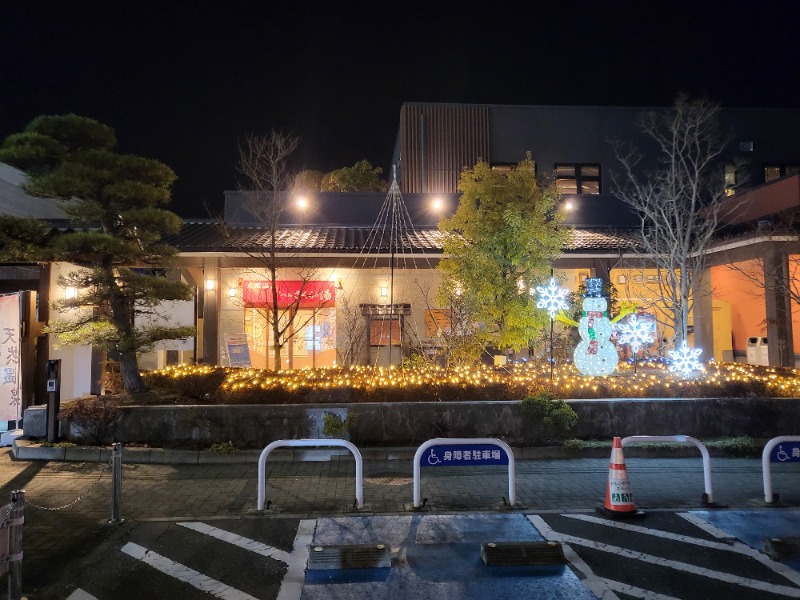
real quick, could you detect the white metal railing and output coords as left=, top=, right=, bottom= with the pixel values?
left=257, top=439, right=364, bottom=510
left=621, top=435, right=715, bottom=504
left=762, top=436, right=800, bottom=504
left=412, top=438, right=515, bottom=508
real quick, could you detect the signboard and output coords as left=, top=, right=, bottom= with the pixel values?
left=224, top=333, right=252, bottom=368
left=0, top=294, right=20, bottom=422
left=243, top=280, right=335, bottom=308
left=770, top=442, right=800, bottom=463
left=419, top=443, right=510, bottom=467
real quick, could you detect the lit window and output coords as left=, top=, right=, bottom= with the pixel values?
left=724, top=164, right=737, bottom=196
left=555, top=164, right=601, bottom=195
left=764, top=164, right=800, bottom=183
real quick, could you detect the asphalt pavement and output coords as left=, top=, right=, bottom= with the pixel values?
left=0, top=447, right=798, bottom=599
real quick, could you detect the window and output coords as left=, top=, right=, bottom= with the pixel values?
left=764, top=164, right=800, bottom=183
left=490, top=163, right=514, bottom=174
left=724, top=164, right=737, bottom=196
left=555, top=163, right=601, bottom=194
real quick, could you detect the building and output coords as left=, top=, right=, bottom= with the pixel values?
left=3, top=102, right=800, bottom=408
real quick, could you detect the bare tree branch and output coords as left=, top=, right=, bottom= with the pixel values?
left=614, top=96, right=737, bottom=344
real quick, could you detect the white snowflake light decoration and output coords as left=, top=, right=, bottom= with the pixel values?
left=668, top=340, right=703, bottom=377
left=617, top=314, right=654, bottom=355
left=536, top=278, right=570, bottom=319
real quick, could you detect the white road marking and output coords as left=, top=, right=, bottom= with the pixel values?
left=121, top=542, right=257, bottom=600
left=277, top=518, right=315, bottom=600
left=528, top=515, right=800, bottom=598
left=604, top=578, right=682, bottom=600
left=178, top=521, right=293, bottom=564
left=528, top=515, right=621, bottom=600
left=677, top=512, right=800, bottom=588
left=678, top=512, right=736, bottom=539
left=564, top=513, right=742, bottom=551
left=65, top=590, right=100, bottom=600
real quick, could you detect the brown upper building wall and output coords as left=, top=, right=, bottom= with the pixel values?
left=398, top=103, right=489, bottom=193
left=719, top=174, right=800, bottom=226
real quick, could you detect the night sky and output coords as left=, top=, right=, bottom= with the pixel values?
left=2, top=1, right=799, bottom=218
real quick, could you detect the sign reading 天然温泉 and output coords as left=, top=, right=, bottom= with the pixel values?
left=0, top=294, right=20, bottom=422
left=419, top=443, right=510, bottom=467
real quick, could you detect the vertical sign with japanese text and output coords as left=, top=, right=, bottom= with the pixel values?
left=0, top=294, right=20, bottom=422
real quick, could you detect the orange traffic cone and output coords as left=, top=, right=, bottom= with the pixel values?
left=598, top=437, right=644, bottom=519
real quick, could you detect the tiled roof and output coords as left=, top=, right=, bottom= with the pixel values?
left=171, top=222, right=642, bottom=254
left=171, top=222, right=447, bottom=253
left=0, top=163, right=69, bottom=221
left=566, top=228, right=642, bottom=251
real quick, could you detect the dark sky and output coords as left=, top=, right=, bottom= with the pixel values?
left=2, top=1, right=799, bottom=217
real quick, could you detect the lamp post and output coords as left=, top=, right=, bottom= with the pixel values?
left=535, top=277, right=570, bottom=380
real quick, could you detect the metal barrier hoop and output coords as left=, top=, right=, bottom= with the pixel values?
left=621, top=435, right=715, bottom=505
left=762, top=435, right=800, bottom=504
left=257, top=439, right=364, bottom=510
left=413, top=438, right=515, bottom=508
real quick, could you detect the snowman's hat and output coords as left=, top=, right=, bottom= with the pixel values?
left=585, top=278, right=603, bottom=297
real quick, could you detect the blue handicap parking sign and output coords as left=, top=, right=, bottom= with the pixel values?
left=771, top=442, right=800, bottom=463
left=420, top=443, right=509, bottom=467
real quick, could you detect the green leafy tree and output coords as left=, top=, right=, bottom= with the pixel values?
left=320, top=160, right=387, bottom=192
left=437, top=156, right=568, bottom=355
left=0, top=114, right=194, bottom=393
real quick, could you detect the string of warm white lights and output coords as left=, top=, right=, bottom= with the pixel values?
left=149, top=361, right=800, bottom=398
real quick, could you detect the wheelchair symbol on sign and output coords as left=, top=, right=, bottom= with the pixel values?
left=427, top=449, right=442, bottom=465
left=777, top=445, right=790, bottom=462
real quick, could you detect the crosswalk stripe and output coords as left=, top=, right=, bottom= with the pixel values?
left=178, top=521, right=292, bottom=564
left=527, top=515, right=800, bottom=598
left=121, top=542, right=258, bottom=600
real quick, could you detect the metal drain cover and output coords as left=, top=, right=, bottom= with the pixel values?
left=764, top=537, right=800, bottom=561
left=307, top=544, right=392, bottom=570
left=480, top=541, right=566, bottom=566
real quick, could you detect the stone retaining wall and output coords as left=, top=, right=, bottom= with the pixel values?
left=54, top=397, right=800, bottom=446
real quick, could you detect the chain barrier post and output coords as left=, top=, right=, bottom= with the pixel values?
left=8, top=490, right=25, bottom=600
left=110, top=443, right=123, bottom=524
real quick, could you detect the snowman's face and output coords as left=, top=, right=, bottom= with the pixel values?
left=583, top=297, right=607, bottom=313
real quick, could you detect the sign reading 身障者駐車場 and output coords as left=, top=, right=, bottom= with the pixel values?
left=419, top=443, right=509, bottom=467
left=0, top=294, right=20, bottom=422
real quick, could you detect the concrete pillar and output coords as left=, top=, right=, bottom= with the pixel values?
left=692, top=268, right=715, bottom=362
left=764, top=249, right=794, bottom=366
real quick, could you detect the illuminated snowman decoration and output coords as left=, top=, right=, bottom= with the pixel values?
left=574, top=278, right=619, bottom=376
